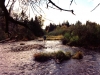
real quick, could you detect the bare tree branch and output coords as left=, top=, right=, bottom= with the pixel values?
left=70, top=0, right=73, bottom=6
left=48, top=0, right=75, bottom=15
left=9, top=0, right=16, bottom=15
left=6, top=0, right=10, bottom=7
left=91, top=3, right=100, bottom=12
left=35, top=3, right=45, bottom=14
left=74, top=0, right=77, bottom=5
left=0, top=0, right=30, bottom=35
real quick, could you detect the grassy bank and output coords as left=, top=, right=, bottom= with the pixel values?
left=46, top=35, right=63, bottom=40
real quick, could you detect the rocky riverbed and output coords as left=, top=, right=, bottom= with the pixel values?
left=0, top=40, right=100, bottom=75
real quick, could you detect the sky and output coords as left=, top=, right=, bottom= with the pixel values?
left=41, top=0, right=100, bottom=26
left=5, top=0, right=100, bottom=28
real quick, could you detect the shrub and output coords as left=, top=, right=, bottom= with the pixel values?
left=34, top=51, right=83, bottom=63
left=53, top=51, right=66, bottom=61
left=53, top=51, right=71, bottom=63
left=64, top=32, right=71, bottom=41
left=65, top=52, right=71, bottom=59
left=47, top=27, right=67, bottom=36
left=72, top=51, right=83, bottom=59
left=69, top=35, right=79, bottom=45
left=34, top=51, right=71, bottom=63
left=62, top=22, right=100, bottom=47
left=34, top=52, right=51, bottom=62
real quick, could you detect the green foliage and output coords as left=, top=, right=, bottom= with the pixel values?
left=63, top=32, right=79, bottom=45
left=53, top=51, right=67, bottom=62
left=47, top=26, right=67, bottom=36
left=63, top=21, right=100, bottom=47
left=65, top=52, right=71, bottom=59
left=62, top=21, right=70, bottom=27
left=28, top=17, right=44, bottom=37
left=15, top=25, right=36, bottom=41
left=0, top=14, right=44, bottom=41
left=75, top=20, right=82, bottom=26
left=34, top=51, right=72, bottom=63
left=34, top=50, right=83, bottom=63
left=64, top=32, right=71, bottom=41
left=34, top=52, right=51, bottom=62
left=69, top=35, right=79, bottom=45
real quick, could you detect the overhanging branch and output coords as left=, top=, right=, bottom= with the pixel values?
left=0, top=1, right=31, bottom=33
left=48, top=0, right=75, bottom=15
left=91, top=3, right=100, bottom=12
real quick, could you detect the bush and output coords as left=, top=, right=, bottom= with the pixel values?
left=69, top=35, right=79, bottom=45
left=72, top=51, right=83, bottom=59
left=64, top=32, right=71, bottom=41
left=47, top=27, right=67, bottom=36
left=62, top=22, right=100, bottom=47
left=65, top=52, right=71, bottom=59
left=34, top=51, right=72, bottom=63
left=53, top=51, right=66, bottom=62
left=34, top=52, right=51, bottom=62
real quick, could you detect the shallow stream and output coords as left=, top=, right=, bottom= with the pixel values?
left=0, top=40, right=100, bottom=75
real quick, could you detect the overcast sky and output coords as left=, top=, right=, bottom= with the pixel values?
left=5, top=0, right=100, bottom=27
left=41, top=0, right=100, bottom=26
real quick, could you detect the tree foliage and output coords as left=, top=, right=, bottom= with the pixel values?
left=62, top=21, right=100, bottom=48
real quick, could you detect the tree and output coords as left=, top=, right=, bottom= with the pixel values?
left=75, top=21, right=82, bottom=26
left=0, top=0, right=74, bottom=32
left=28, top=16, right=44, bottom=36
left=62, top=21, right=70, bottom=27
left=0, top=0, right=98, bottom=37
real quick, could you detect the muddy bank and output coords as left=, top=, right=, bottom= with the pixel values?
left=0, top=40, right=100, bottom=75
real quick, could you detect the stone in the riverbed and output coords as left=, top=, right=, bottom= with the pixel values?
left=20, top=43, right=25, bottom=45
left=11, top=44, right=46, bottom=52
left=55, top=59, right=61, bottom=64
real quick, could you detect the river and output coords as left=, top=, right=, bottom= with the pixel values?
left=0, top=40, right=100, bottom=75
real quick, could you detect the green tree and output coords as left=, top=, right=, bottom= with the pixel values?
left=75, top=21, right=82, bottom=26
left=28, top=16, right=44, bottom=36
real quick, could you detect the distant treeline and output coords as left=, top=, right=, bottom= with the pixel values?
left=45, top=20, right=100, bottom=48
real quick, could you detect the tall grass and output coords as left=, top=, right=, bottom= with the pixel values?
left=46, top=35, right=63, bottom=40
left=34, top=50, right=83, bottom=63
left=34, top=51, right=71, bottom=62
left=34, top=52, right=51, bottom=62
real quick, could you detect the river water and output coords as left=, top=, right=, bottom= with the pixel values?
left=0, top=40, right=100, bottom=75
